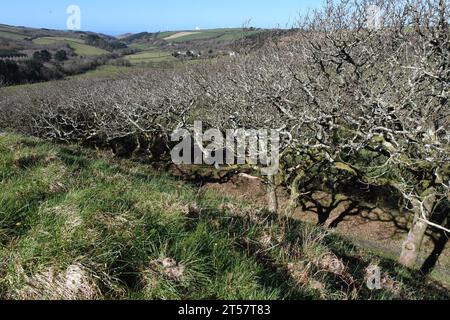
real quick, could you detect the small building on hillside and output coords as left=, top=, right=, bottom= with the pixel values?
left=172, top=50, right=201, bottom=59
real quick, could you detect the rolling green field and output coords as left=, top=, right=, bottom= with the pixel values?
left=0, top=30, right=27, bottom=40
left=155, top=31, right=179, bottom=39
left=0, top=25, right=29, bottom=40
left=33, top=36, right=85, bottom=44
left=125, top=50, right=177, bottom=65
left=69, top=65, right=135, bottom=79
left=164, top=28, right=263, bottom=43
left=33, top=37, right=109, bottom=56
left=123, top=28, right=265, bottom=44
left=0, top=81, right=50, bottom=96
left=0, top=65, right=135, bottom=95
left=128, top=43, right=158, bottom=51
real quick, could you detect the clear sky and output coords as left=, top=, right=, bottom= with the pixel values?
left=0, top=0, right=322, bottom=36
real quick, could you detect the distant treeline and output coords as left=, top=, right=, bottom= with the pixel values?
left=0, top=50, right=113, bottom=86
left=84, top=34, right=128, bottom=52
left=0, top=59, right=55, bottom=85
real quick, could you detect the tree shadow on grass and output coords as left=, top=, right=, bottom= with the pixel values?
left=37, top=142, right=450, bottom=297
left=323, top=233, right=450, bottom=299
left=57, top=146, right=91, bottom=169
left=195, top=207, right=450, bottom=299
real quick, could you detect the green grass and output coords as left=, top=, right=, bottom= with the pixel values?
left=0, top=66, right=134, bottom=95
left=128, top=43, right=158, bottom=51
left=0, top=81, right=50, bottom=96
left=0, top=30, right=27, bottom=40
left=164, top=28, right=263, bottom=43
left=33, top=37, right=109, bottom=56
left=0, top=133, right=448, bottom=300
left=33, top=36, right=85, bottom=45
left=125, top=50, right=177, bottom=65
left=155, top=31, right=178, bottom=39
left=122, top=29, right=257, bottom=43
left=68, top=65, right=134, bottom=79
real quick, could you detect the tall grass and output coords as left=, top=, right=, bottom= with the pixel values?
left=0, top=134, right=448, bottom=300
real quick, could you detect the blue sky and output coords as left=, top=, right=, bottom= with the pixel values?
left=0, top=0, right=322, bottom=35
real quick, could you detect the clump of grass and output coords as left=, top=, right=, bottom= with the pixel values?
left=9, top=264, right=100, bottom=300
left=0, top=134, right=448, bottom=300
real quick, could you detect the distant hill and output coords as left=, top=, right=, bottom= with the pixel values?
left=0, top=24, right=131, bottom=87
left=0, top=24, right=128, bottom=57
left=0, top=24, right=117, bottom=44
left=117, top=33, right=134, bottom=40
left=118, top=27, right=274, bottom=57
left=120, top=28, right=265, bottom=44
left=0, top=24, right=288, bottom=53
left=0, top=23, right=296, bottom=76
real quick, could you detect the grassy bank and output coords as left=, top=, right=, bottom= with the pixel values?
left=0, top=134, right=448, bottom=300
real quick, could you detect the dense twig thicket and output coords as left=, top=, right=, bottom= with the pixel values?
left=0, top=0, right=448, bottom=270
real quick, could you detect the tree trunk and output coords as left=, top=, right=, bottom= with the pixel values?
left=284, top=172, right=304, bottom=219
left=399, top=217, right=429, bottom=268
left=285, top=194, right=299, bottom=219
left=267, top=175, right=278, bottom=214
left=399, top=189, right=436, bottom=268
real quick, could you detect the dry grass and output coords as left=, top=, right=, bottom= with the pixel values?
left=12, top=264, right=99, bottom=300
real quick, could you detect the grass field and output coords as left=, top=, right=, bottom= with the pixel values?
left=0, top=30, right=27, bottom=40
left=69, top=65, right=135, bottom=79
left=0, top=81, right=50, bottom=96
left=128, top=43, right=158, bottom=51
left=32, top=36, right=85, bottom=45
left=33, top=37, right=109, bottom=56
left=0, top=133, right=448, bottom=300
left=163, top=31, right=200, bottom=40
left=125, top=50, right=177, bottom=65
left=164, top=28, right=263, bottom=43
left=0, top=66, right=135, bottom=95
left=155, top=31, right=178, bottom=39
left=123, top=28, right=264, bottom=44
